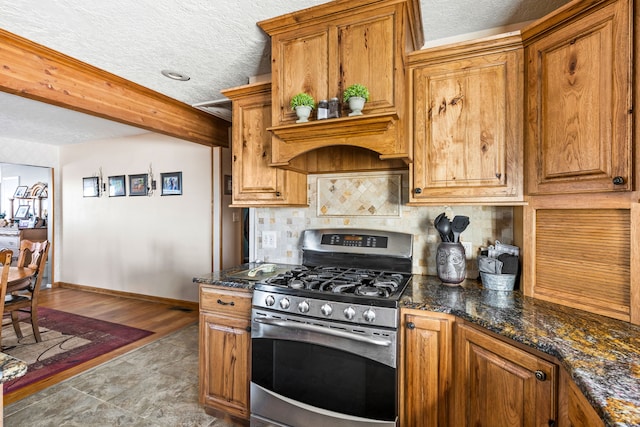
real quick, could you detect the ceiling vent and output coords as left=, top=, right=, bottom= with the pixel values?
left=192, top=99, right=232, bottom=122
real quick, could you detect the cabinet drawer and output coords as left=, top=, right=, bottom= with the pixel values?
left=200, top=286, right=251, bottom=318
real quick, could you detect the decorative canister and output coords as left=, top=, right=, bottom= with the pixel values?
left=328, top=97, right=340, bottom=118
left=436, top=242, right=466, bottom=285
left=317, top=100, right=329, bottom=119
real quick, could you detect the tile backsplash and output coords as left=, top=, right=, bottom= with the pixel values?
left=317, top=174, right=402, bottom=217
left=254, top=171, right=514, bottom=277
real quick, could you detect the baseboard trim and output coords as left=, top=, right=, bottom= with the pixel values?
left=54, top=281, right=199, bottom=311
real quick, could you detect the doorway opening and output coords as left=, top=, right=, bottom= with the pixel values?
left=0, top=162, right=53, bottom=286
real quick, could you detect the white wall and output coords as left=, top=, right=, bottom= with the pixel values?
left=60, top=133, right=212, bottom=302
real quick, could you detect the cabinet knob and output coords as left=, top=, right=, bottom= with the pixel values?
left=414, top=188, right=422, bottom=194
left=534, top=370, right=547, bottom=381
left=612, top=176, right=625, bottom=185
left=245, top=326, right=251, bottom=333
left=406, top=322, right=416, bottom=330
left=216, top=299, right=235, bottom=306
left=275, top=191, right=281, bottom=197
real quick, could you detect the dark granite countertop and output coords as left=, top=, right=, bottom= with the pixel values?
left=193, top=263, right=301, bottom=290
left=194, top=266, right=640, bottom=426
left=0, top=353, right=27, bottom=384
left=402, top=275, right=640, bottom=427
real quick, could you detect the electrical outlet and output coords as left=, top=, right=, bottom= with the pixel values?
left=263, top=231, right=277, bottom=249
left=462, top=241, right=473, bottom=260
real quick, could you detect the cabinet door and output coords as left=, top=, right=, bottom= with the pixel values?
left=410, top=48, right=523, bottom=204
left=525, top=0, right=631, bottom=194
left=337, top=10, right=397, bottom=113
left=199, top=311, right=251, bottom=420
left=272, top=28, right=331, bottom=125
left=567, top=377, right=604, bottom=427
left=233, top=93, right=278, bottom=200
left=454, top=322, right=558, bottom=427
left=230, top=87, right=306, bottom=206
left=399, top=310, right=454, bottom=427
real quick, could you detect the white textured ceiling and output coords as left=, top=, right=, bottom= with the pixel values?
left=0, top=0, right=570, bottom=146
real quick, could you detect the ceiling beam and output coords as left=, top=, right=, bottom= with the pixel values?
left=0, top=29, right=229, bottom=147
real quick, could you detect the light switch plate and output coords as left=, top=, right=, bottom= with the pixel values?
left=462, top=241, right=472, bottom=260
left=263, top=231, right=277, bottom=249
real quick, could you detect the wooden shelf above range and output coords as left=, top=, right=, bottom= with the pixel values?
left=268, top=112, right=409, bottom=167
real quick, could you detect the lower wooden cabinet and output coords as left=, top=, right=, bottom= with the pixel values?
left=453, top=321, right=558, bottom=427
left=399, top=310, right=455, bottom=427
left=565, top=374, right=604, bottom=427
left=199, top=286, right=252, bottom=424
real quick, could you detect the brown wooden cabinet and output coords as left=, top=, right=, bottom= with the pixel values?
left=453, top=321, right=558, bottom=427
left=221, top=81, right=307, bottom=207
left=523, top=0, right=632, bottom=195
left=400, top=310, right=611, bottom=426
left=407, top=33, right=524, bottom=205
left=399, top=309, right=455, bottom=427
left=199, top=285, right=252, bottom=424
left=258, top=0, right=423, bottom=166
left=565, top=374, right=605, bottom=427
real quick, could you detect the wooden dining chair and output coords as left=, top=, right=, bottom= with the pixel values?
left=0, top=248, right=13, bottom=344
left=5, top=240, right=49, bottom=343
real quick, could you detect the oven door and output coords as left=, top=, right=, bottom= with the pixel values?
left=251, top=310, right=397, bottom=427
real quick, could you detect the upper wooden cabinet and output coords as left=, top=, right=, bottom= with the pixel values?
left=522, top=0, right=633, bottom=195
left=258, top=0, right=424, bottom=166
left=407, top=33, right=524, bottom=205
left=221, top=82, right=307, bottom=207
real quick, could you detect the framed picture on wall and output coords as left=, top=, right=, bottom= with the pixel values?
left=14, top=205, right=30, bottom=219
left=129, top=174, right=148, bottom=196
left=108, top=175, right=126, bottom=197
left=160, top=172, right=182, bottom=196
left=83, top=177, right=100, bottom=197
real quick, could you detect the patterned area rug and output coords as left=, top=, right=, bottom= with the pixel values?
left=2, top=307, right=153, bottom=394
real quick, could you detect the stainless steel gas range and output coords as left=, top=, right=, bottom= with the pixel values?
left=250, top=228, right=413, bottom=427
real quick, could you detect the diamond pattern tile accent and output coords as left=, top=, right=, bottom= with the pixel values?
left=317, top=174, right=401, bottom=217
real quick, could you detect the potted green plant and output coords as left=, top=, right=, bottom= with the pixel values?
left=343, top=83, right=370, bottom=116
left=290, top=93, right=315, bottom=123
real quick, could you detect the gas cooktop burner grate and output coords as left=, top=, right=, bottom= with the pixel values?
left=258, top=265, right=411, bottom=301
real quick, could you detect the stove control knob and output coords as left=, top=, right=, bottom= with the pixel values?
left=298, top=300, right=310, bottom=313
left=363, top=308, right=376, bottom=323
left=320, top=303, right=333, bottom=316
left=279, top=298, right=290, bottom=310
left=344, top=306, right=356, bottom=320
left=265, top=295, right=275, bottom=307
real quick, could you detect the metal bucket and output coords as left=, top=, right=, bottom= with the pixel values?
left=480, top=272, right=516, bottom=291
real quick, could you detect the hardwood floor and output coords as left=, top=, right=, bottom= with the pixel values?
left=3, top=286, right=199, bottom=405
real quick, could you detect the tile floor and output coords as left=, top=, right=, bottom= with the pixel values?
left=4, top=324, right=234, bottom=426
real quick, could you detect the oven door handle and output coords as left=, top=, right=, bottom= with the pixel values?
left=253, top=317, right=391, bottom=347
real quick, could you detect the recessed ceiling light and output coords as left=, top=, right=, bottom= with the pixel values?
left=161, top=69, right=190, bottom=81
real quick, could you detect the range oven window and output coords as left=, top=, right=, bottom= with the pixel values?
left=252, top=338, right=396, bottom=421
